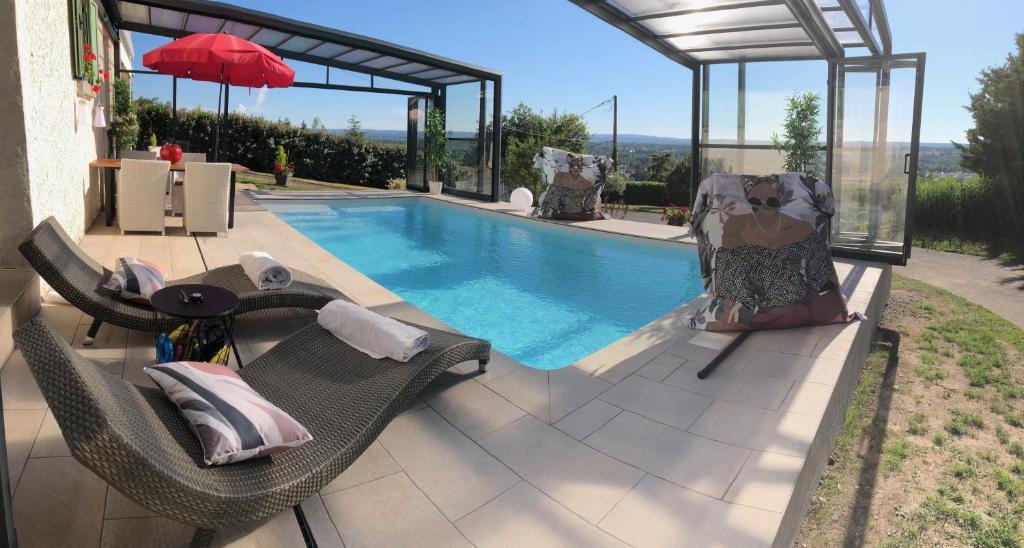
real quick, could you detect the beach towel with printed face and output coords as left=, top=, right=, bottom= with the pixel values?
left=687, top=173, right=853, bottom=331
left=533, top=147, right=612, bottom=221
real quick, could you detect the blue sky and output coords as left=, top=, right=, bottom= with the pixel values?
left=130, top=0, right=1023, bottom=144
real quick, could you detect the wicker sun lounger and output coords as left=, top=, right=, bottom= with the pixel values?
left=14, top=316, right=490, bottom=547
left=19, top=217, right=345, bottom=343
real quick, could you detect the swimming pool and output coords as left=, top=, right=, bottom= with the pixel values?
left=263, top=198, right=703, bottom=370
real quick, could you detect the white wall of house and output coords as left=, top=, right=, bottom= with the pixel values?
left=0, top=0, right=123, bottom=270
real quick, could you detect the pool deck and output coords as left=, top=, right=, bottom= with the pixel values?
left=3, top=189, right=889, bottom=547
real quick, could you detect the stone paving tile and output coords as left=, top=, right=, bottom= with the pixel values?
left=13, top=457, right=107, bottom=548
left=321, top=472, right=472, bottom=548
left=423, top=375, right=527, bottom=440
left=548, top=367, right=612, bottom=423
left=105, top=484, right=155, bottom=519
left=598, top=475, right=780, bottom=547
left=28, top=409, right=70, bottom=458
left=453, top=350, right=524, bottom=385
left=320, top=441, right=400, bottom=495
left=298, top=495, right=346, bottom=548
left=635, top=353, right=688, bottom=382
left=586, top=411, right=750, bottom=498
left=70, top=320, right=127, bottom=376
left=554, top=399, right=622, bottom=441
left=724, top=451, right=804, bottom=513
left=212, top=507, right=306, bottom=547
left=599, top=375, right=712, bottom=431
left=378, top=407, right=518, bottom=521
left=744, top=328, right=820, bottom=356
left=741, top=351, right=844, bottom=386
left=99, top=516, right=194, bottom=547
left=484, top=366, right=550, bottom=422
left=480, top=415, right=644, bottom=524
left=1, top=350, right=46, bottom=410
left=779, top=381, right=833, bottom=417
left=662, top=361, right=793, bottom=410
left=456, top=481, right=629, bottom=548
left=688, top=400, right=819, bottom=458
left=3, top=409, right=44, bottom=489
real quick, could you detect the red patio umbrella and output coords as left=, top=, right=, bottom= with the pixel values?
left=143, top=33, right=295, bottom=160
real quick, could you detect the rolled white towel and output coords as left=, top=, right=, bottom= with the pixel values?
left=317, top=300, right=430, bottom=362
left=239, top=252, right=293, bottom=290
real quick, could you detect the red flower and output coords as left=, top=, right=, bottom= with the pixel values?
left=103, top=71, right=110, bottom=80
left=92, top=84, right=101, bottom=93
left=84, top=52, right=96, bottom=61
left=273, top=164, right=282, bottom=172
left=287, top=163, right=294, bottom=168
left=83, top=43, right=92, bottom=52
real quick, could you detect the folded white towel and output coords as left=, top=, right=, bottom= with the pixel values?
left=239, top=252, right=293, bottom=290
left=317, top=300, right=430, bottom=362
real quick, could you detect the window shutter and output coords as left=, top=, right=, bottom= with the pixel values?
left=69, top=0, right=84, bottom=78
left=88, top=0, right=99, bottom=57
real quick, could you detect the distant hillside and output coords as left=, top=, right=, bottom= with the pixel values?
left=343, top=128, right=968, bottom=176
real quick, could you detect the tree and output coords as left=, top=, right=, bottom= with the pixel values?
left=345, top=114, right=365, bottom=140
left=664, top=154, right=691, bottom=205
left=771, top=91, right=823, bottom=177
left=956, top=33, right=1023, bottom=186
left=109, top=79, right=139, bottom=154
left=955, top=33, right=1024, bottom=246
left=500, top=102, right=590, bottom=200
left=645, top=152, right=674, bottom=182
left=425, top=106, right=448, bottom=182
left=310, top=116, right=326, bottom=132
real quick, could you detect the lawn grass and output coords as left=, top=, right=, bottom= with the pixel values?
left=797, top=274, right=1024, bottom=546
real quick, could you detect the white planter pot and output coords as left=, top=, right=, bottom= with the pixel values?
left=428, top=181, right=443, bottom=195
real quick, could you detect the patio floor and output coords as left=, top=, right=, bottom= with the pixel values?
left=1, top=190, right=889, bottom=547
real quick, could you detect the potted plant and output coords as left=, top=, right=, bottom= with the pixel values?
left=424, top=106, right=447, bottom=195
left=661, top=204, right=691, bottom=226
left=109, top=79, right=139, bottom=157
left=80, top=43, right=103, bottom=97
left=273, top=146, right=294, bottom=186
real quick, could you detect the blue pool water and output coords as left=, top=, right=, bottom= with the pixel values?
left=263, top=198, right=703, bottom=370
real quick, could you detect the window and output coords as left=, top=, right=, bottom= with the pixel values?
left=68, top=0, right=98, bottom=80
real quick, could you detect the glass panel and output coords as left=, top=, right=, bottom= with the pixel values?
left=184, top=15, right=224, bottom=34
left=692, top=45, right=820, bottom=62
left=443, top=82, right=487, bottom=195
left=701, top=147, right=789, bottom=179
left=637, top=4, right=798, bottom=35
left=664, top=27, right=809, bottom=50
left=831, top=58, right=921, bottom=262
left=407, top=97, right=426, bottom=190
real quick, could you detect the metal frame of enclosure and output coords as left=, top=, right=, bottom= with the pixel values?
left=573, top=0, right=925, bottom=265
left=101, top=0, right=503, bottom=202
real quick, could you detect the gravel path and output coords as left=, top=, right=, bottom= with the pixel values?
left=895, top=247, right=1024, bottom=328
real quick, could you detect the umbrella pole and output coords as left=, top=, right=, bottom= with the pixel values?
left=214, top=82, right=222, bottom=161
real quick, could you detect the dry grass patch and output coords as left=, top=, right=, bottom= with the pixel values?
left=797, top=275, right=1024, bottom=547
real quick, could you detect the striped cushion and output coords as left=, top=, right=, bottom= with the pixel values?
left=101, top=257, right=166, bottom=303
left=145, top=361, right=313, bottom=465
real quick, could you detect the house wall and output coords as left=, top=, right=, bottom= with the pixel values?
left=0, top=0, right=118, bottom=270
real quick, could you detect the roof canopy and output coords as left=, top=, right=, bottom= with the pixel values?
left=571, top=0, right=892, bottom=68
left=106, top=0, right=501, bottom=88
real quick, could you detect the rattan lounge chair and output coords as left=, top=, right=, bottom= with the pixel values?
left=19, top=217, right=345, bottom=343
left=13, top=316, right=490, bottom=547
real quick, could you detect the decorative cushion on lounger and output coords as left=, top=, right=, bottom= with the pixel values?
left=533, top=147, right=613, bottom=220
left=100, top=257, right=166, bottom=304
left=145, top=361, right=312, bottom=465
left=687, top=173, right=851, bottom=331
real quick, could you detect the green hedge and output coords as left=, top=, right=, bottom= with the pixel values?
left=623, top=180, right=667, bottom=206
left=914, top=175, right=1023, bottom=241
left=134, top=100, right=405, bottom=188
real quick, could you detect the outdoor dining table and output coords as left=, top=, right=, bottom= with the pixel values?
left=89, top=158, right=251, bottom=229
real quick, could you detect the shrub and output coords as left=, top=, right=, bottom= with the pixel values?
left=109, top=79, right=139, bottom=154
left=662, top=205, right=690, bottom=226
left=135, top=99, right=405, bottom=188
left=604, top=171, right=628, bottom=202
left=387, top=178, right=407, bottom=190
left=624, top=180, right=667, bottom=206
left=665, top=156, right=691, bottom=205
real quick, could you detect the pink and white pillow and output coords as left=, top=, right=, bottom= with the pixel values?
left=145, top=361, right=313, bottom=465
left=102, top=257, right=166, bottom=303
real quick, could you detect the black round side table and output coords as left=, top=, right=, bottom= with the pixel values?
left=151, top=284, right=243, bottom=367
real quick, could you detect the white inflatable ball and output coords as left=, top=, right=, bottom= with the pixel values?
left=509, top=187, right=534, bottom=210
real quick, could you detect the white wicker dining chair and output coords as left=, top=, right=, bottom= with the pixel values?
left=116, top=159, right=170, bottom=235
left=172, top=152, right=208, bottom=216
left=183, top=162, right=231, bottom=236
